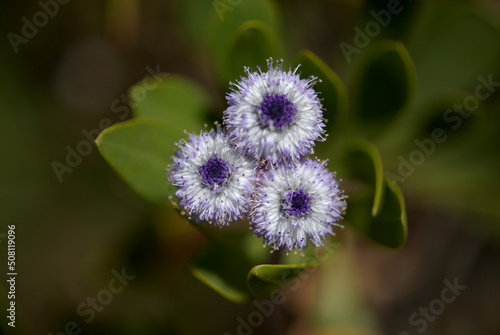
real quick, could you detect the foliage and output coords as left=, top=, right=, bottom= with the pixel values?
left=96, top=0, right=500, bottom=314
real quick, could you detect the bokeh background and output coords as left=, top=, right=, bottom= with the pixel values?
left=1, top=0, right=500, bottom=334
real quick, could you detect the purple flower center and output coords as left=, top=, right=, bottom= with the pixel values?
left=258, top=93, right=296, bottom=129
left=200, top=154, right=230, bottom=191
left=283, top=188, right=312, bottom=217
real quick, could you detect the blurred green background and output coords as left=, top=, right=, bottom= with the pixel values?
left=1, top=0, right=500, bottom=334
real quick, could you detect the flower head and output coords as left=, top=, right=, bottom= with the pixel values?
left=168, top=126, right=256, bottom=226
left=224, top=58, right=326, bottom=166
left=249, top=158, right=346, bottom=252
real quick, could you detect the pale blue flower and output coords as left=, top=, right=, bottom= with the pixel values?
left=168, top=126, right=257, bottom=226
left=250, top=158, right=346, bottom=251
left=224, top=59, right=326, bottom=166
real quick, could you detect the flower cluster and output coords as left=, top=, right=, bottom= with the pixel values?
left=167, top=59, right=346, bottom=252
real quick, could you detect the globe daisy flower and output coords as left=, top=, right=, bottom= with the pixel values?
left=223, top=58, right=326, bottom=166
left=168, top=126, right=257, bottom=226
left=249, top=158, right=346, bottom=252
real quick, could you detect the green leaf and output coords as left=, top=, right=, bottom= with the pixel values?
left=292, top=50, right=348, bottom=143
left=343, top=139, right=385, bottom=219
left=224, top=20, right=283, bottom=83
left=130, top=74, right=210, bottom=133
left=190, top=240, right=252, bottom=303
left=342, top=138, right=407, bottom=248
left=246, top=241, right=342, bottom=298
left=208, top=0, right=281, bottom=84
left=247, top=262, right=317, bottom=298
left=353, top=40, right=415, bottom=127
left=190, top=224, right=273, bottom=303
left=368, top=177, right=407, bottom=248
left=191, top=225, right=330, bottom=301
left=96, top=118, right=183, bottom=204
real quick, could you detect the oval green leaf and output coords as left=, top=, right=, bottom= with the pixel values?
left=342, top=138, right=407, bottom=248
left=190, top=225, right=271, bottom=303
left=247, top=262, right=318, bottom=298
left=342, top=138, right=385, bottom=219
left=224, top=20, right=283, bottom=85
left=368, top=177, right=408, bottom=248
left=130, top=74, right=210, bottom=133
left=208, top=0, right=280, bottom=84
left=96, top=118, right=183, bottom=204
left=191, top=241, right=252, bottom=303
left=292, top=50, right=348, bottom=143
left=352, top=40, right=415, bottom=127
